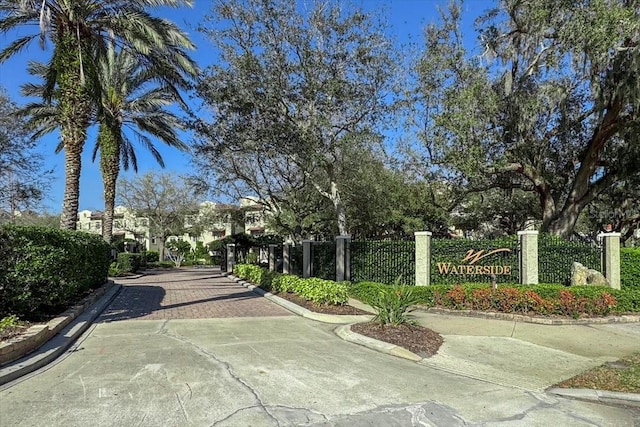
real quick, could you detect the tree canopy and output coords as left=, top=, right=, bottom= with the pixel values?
left=192, top=0, right=401, bottom=236
left=0, top=0, right=197, bottom=229
left=415, top=0, right=640, bottom=238
left=0, top=88, right=52, bottom=221
left=117, top=172, right=199, bottom=259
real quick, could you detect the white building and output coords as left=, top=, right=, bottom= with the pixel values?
left=77, top=200, right=273, bottom=251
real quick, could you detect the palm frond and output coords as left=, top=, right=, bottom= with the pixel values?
left=0, top=35, right=38, bottom=62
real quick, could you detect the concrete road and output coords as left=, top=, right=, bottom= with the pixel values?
left=0, top=269, right=638, bottom=426
left=2, top=317, right=638, bottom=426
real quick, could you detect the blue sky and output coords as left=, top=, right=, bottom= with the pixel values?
left=0, top=0, right=487, bottom=213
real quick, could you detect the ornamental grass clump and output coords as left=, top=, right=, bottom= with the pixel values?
left=369, top=283, right=420, bottom=326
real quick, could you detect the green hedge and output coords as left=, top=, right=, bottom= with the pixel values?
left=145, top=251, right=160, bottom=263
left=233, top=264, right=348, bottom=305
left=349, top=282, right=640, bottom=317
left=621, top=247, right=640, bottom=289
left=0, top=225, right=111, bottom=320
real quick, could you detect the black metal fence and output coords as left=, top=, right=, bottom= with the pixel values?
left=312, top=241, right=336, bottom=280
left=290, top=245, right=303, bottom=276
left=538, top=234, right=601, bottom=284
left=350, top=239, right=415, bottom=285
left=274, top=245, right=284, bottom=273
left=431, top=236, right=520, bottom=285
left=229, top=232, right=605, bottom=286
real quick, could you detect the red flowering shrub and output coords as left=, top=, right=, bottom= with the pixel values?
left=470, top=288, right=493, bottom=311
left=521, top=290, right=554, bottom=315
left=592, top=292, right=616, bottom=315
left=430, top=284, right=620, bottom=318
left=444, top=285, right=467, bottom=309
left=493, top=287, right=522, bottom=312
left=557, top=290, right=576, bottom=315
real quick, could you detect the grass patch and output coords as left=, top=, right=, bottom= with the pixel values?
left=556, top=352, right=640, bottom=393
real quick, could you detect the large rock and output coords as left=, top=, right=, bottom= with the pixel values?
left=570, top=262, right=610, bottom=287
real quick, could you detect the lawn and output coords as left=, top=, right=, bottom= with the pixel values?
left=556, top=352, right=640, bottom=393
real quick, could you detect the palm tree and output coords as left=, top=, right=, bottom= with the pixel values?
left=95, top=46, right=188, bottom=243
left=0, top=0, right=197, bottom=229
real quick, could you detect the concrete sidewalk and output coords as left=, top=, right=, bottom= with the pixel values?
left=411, top=311, right=640, bottom=398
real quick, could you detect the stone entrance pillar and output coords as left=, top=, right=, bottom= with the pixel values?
left=599, top=232, right=621, bottom=290
left=414, top=232, right=432, bottom=286
left=518, top=230, right=539, bottom=285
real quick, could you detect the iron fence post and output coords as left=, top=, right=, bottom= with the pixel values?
left=302, top=240, right=313, bottom=278
left=226, top=243, right=236, bottom=273
left=335, top=235, right=351, bottom=282
left=268, top=244, right=277, bottom=271
left=282, top=243, right=291, bottom=274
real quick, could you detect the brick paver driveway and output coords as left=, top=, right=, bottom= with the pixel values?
left=99, top=267, right=292, bottom=321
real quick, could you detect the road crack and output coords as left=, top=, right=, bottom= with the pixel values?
left=159, top=328, right=281, bottom=426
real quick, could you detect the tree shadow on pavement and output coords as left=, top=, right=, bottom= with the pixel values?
left=97, top=285, right=265, bottom=322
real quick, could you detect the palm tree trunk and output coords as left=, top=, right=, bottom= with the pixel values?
left=59, top=139, right=84, bottom=229
left=57, top=34, right=92, bottom=230
left=99, top=126, right=121, bottom=242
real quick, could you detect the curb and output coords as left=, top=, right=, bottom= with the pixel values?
left=226, top=275, right=425, bottom=363
left=227, top=275, right=373, bottom=324
left=334, top=324, right=423, bottom=362
left=109, top=273, right=144, bottom=280
left=548, top=387, right=640, bottom=408
left=417, top=307, right=640, bottom=325
left=0, top=283, right=122, bottom=387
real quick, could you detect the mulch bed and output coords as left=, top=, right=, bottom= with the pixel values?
left=273, top=291, right=443, bottom=358
left=352, top=322, right=444, bottom=358
left=273, top=292, right=370, bottom=315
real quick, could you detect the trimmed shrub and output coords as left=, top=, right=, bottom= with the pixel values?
left=233, top=264, right=348, bottom=305
left=271, top=274, right=300, bottom=293
left=621, top=248, right=640, bottom=289
left=148, top=261, right=174, bottom=268
left=233, top=264, right=275, bottom=289
left=294, top=277, right=349, bottom=305
left=349, top=281, right=635, bottom=317
left=613, top=288, right=640, bottom=313
left=0, top=225, right=110, bottom=320
left=116, top=253, right=142, bottom=273
left=145, top=251, right=160, bottom=263
left=349, top=281, right=388, bottom=304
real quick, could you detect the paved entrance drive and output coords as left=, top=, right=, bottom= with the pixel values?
left=0, top=268, right=638, bottom=426
left=99, top=268, right=292, bottom=321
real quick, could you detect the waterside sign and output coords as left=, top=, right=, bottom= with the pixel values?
left=436, top=248, right=513, bottom=276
